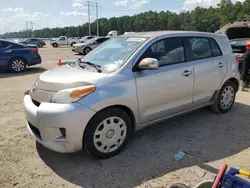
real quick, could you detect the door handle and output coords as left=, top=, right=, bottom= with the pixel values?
left=4, top=50, right=11, bottom=53
left=182, top=70, right=192, bottom=77
left=218, top=62, right=224, bottom=68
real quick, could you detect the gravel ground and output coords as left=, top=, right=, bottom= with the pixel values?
left=0, top=47, right=250, bottom=188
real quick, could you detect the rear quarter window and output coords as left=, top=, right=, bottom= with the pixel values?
left=209, top=38, right=222, bottom=57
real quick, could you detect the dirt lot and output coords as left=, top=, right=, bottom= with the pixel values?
left=0, top=46, right=250, bottom=188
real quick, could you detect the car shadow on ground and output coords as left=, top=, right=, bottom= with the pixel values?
left=37, top=102, right=250, bottom=188
left=0, top=67, right=47, bottom=78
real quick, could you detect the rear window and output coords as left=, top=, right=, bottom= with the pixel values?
left=210, top=38, right=222, bottom=57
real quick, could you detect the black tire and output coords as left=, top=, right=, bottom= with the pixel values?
left=38, top=44, right=42, bottom=48
left=170, top=184, right=189, bottom=188
left=52, top=43, right=58, bottom=48
left=8, top=58, right=26, bottom=73
left=71, top=42, right=76, bottom=47
left=83, top=108, right=133, bottom=159
left=211, top=81, right=237, bottom=113
left=83, top=47, right=92, bottom=55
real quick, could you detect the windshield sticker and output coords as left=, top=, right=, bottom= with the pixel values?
left=126, top=38, right=146, bottom=42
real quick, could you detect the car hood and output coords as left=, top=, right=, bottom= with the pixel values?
left=34, top=65, right=108, bottom=91
left=29, top=65, right=108, bottom=102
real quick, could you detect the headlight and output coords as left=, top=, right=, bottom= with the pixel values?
left=50, top=85, right=96, bottom=104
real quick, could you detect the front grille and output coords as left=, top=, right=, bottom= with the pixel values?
left=32, top=99, right=41, bottom=107
left=28, top=122, right=42, bottom=140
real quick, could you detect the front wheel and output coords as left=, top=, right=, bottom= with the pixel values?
left=83, top=108, right=132, bottom=159
left=211, top=81, right=237, bottom=113
left=83, top=47, right=92, bottom=55
left=8, top=58, right=26, bottom=73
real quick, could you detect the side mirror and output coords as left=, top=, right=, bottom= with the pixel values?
left=138, top=58, right=159, bottom=70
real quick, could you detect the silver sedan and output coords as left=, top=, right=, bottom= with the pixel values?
left=72, top=37, right=110, bottom=55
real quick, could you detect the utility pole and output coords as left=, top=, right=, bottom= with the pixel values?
left=85, top=1, right=100, bottom=36
left=25, top=21, right=29, bottom=38
left=30, top=21, right=34, bottom=38
left=5, top=28, right=8, bottom=38
left=87, top=1, right=91, bottom=36
left=96, top=2, right=99, bottom=36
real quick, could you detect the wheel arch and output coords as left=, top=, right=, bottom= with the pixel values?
left=225, top=77, right=239, bottom=91
left=8, top=56, right=27, bottom=66
left=85, top=105, right=136, bottom=133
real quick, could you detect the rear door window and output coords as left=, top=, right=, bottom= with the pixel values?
left=189, top=37, right=212, bottom=60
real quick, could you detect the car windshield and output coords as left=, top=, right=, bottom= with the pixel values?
left=230, top=39, right=249, bottom=46
left=80, top=37, right=147, bottom=68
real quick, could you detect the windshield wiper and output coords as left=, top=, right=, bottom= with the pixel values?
left=78, top=59, right=102, bottom=73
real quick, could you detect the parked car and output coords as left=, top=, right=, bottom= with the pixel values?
left=80, top=36, right=95, bottom=43
left=0, top=39, right=41, bottom=72
left=19, top=38, right=46, bottom=48
left=72, top=37, right=110, bottom=54
left=107, top=30, right=118, bottom=37
left=51, top=36, right=79, bottom=48
left=218, top=20, right=250, bottom=81
left=24, top=31, right=240, bottom=159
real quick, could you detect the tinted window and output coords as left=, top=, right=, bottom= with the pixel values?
left=189, top=38, right=212, bottom=60
left=59, top=37, right=66, bottom=41
left=31, top=39, right=38, bottom=41
left=210, top=38, right=222, bottom=57
left=141, top=38, right=185, bottom=66
left=96, top=38, right=109, bottom=43
left=0, top=41, right=11, bottom=48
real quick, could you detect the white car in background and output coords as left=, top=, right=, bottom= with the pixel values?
left=80, top=36, right=95, bottom=43
left=51, top=36, right=79, bottom=48
left=72, top=37, right=110, bottom=55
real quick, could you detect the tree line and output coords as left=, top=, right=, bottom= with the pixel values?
left=3, top=0, right=250, bottom=39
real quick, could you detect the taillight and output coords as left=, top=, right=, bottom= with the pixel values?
left=30, top=48, right=38, bottom=53
left=246, top=40, right=250, bottom=50
left=236, top=56, right=240, bottom=65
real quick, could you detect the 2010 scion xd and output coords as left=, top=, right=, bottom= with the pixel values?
left=24, top=31, right=240, bottom=159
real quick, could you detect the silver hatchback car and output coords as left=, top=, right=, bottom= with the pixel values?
left=24, top=31, right=240, bottom=159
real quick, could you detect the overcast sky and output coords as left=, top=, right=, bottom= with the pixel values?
left=0, top=0, right=245, bottom=34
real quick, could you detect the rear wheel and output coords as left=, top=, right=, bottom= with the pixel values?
left=52, top=43, right=58, bottom=48
left=83, top=108, right=132, bottom=159
left=8, top=58, right=26, bottom=73
left=211, top=81, right=237, bottom=113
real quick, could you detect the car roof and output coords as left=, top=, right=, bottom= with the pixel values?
left=119, top=30, right=220, bottom=38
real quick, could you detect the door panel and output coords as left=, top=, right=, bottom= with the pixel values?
left=134, top=64, right=193, bottom=124
left=134, top=37, right=193, bottom=125
left=192, top=57, right=227, bottom=107
left=188, top=37, right=227, bottom=107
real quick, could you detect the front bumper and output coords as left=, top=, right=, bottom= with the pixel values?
left=24, top=95, right=96, bottom=153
